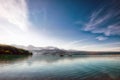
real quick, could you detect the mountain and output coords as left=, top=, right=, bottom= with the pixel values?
left=35, top=48, right=120, bottom=56
left=11, top=44, right=120, bottom=56
left=11, top=44, right=43, bottom=50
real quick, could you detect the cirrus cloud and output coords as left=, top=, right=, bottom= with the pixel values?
left=77, top=0, right=120, bottom=37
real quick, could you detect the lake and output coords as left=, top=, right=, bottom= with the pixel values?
left=0, top=52, right=120, bottom=80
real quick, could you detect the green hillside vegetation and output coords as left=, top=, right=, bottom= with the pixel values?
left=0, top=44, right=32, bottom=55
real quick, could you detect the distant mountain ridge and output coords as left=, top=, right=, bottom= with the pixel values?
left=11, top=44, right=120, bottom=56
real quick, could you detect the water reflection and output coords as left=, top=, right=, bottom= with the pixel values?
left=0, top=53, right=120, bottom=80
left=0, top=55, right=31, bottom=66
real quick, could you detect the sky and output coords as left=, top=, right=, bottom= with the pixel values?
left=0, top=0, right=120, bottom=51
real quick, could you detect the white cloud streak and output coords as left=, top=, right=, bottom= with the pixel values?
left=96, top=36, right=108, bottom=41
left=73, top=42, right=120, bottom=52
left=0, top=0, right=29, bottom=31
left=83, top=9, right=111, bottom=31
left=63, top=39, right=88, bottom=50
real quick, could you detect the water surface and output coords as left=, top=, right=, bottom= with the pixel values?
left=0, top=53, right=120, bottom=80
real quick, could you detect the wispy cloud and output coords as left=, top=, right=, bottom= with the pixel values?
left=63, top=39, right=88, bottom=50
left=104, top=23, right=120, bottom=36
left=91, top=22, right=120, bottom=36
left=0, top=0, right=29, bottom=31
left=83, top=9, right=110, bottom=31
left=74, top=42, right=120, bottom=51
left=96, top=36, right=108, bottom=41
left=77, top=1, right=120, bottom=37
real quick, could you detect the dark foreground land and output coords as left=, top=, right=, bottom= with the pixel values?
left=0, top=44, right=32, bottom=55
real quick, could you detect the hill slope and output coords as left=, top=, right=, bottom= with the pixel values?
left=0, top=44, right=32, bottom=55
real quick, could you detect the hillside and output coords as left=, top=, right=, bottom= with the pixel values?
left=0, top=44, right=32, bottom=55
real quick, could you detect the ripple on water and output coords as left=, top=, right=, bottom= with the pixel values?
left=0, top=55, right=120, bottom=80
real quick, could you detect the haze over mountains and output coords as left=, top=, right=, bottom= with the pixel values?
left=11, top=44, right=120, bottom=56
left=12, top=44, right=58, bottom=50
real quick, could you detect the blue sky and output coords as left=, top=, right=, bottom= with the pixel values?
left=0, top=0, right=120, bottom=51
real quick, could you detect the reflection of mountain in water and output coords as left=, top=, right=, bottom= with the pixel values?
left=0, top=55, right=31, bottom=65
left=27, top=52, right=120, bottom=64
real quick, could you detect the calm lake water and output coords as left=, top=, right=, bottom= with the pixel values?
left=0, top=52, right=120, bottom=80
